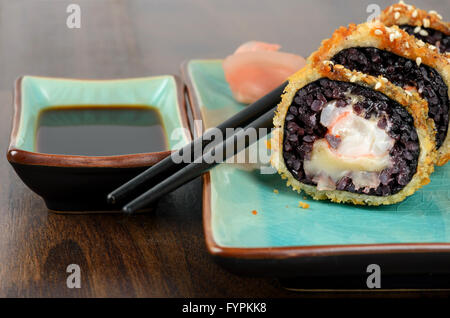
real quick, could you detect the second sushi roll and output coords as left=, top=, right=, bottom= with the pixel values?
left=271, top=62, right=436, bottom=205
left=308, top=22, right=450, bottom=166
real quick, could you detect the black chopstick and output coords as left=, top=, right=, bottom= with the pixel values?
left=107, top=81, right=287, bottom=205
left=122, top=107, right=276, bottom=214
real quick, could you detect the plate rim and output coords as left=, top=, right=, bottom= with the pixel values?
left=181, top=58, right=450, bottom=260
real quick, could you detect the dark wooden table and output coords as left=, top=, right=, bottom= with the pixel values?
left=0, top=0, right=449, bottom=298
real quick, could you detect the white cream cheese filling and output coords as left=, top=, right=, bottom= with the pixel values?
left=303, top=98, right=395, bottom=191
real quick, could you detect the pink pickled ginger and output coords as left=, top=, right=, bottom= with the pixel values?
left=223, top=41, right=306, bottom=104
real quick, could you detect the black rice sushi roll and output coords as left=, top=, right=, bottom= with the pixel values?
left=271, top=62, right=436, bottom=205
left=380, top=1, right=450, bottom=54
left=308, top=22, right=450, bottom=165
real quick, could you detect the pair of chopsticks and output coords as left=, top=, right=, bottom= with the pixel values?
left=107, top=81, right=287, bottom=214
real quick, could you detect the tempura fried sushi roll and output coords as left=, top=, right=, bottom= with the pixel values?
left=379, top=1, right=449, bottom=54
left=271, top=62, right=436, bottom=206
left=308, top=22, right=450, bottom=165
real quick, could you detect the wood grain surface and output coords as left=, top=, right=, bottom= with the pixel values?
left=0, top=0, right=449, bottom=298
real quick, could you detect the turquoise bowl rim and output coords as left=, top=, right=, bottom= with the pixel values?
left=182, top=59, right=450, bottom=260
left=7, top=75, right=192, bottom=168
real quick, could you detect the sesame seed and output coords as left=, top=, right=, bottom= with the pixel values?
left=429, top=45, right=436, bottom=50
left=416, top=57, right=422, bottom=66
left=388, top=30, right=402, bottom=42
left=419, top=29, right=429, bottom=36
left=414, top=26, right=421, bottom=33
left=374, top=29, right=383, bottom=35
left=350, top=75, right=357, bottom=82
left=375, top=82, right=382, bottom=90
left=335, top=65, right=344, bottom=69
left=423, top=18, right=430, bottom=28
left=399, top=0, right=405, bottom=4
left=394, top=12, right=400, bottom=20
left=405, top=90, right=412, bottom=96
left=405, top=42, right=410, bottom=48
left=437, top=13, right=443, bottom=19
left=412, top=10, right=418, bottom=18
left=416, top=40, right=425, bottom=47
left=381, top=77, right=388, bottom=83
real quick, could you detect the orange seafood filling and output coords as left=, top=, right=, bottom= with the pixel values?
left=303, top=97, right=395, bottom=192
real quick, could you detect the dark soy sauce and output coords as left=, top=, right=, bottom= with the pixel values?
left=36, top=106, right=168, bottom=156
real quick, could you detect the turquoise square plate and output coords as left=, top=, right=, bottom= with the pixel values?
left=182, top=59, right=450, bottom=279
left=8, top=75, right=191, bottom=212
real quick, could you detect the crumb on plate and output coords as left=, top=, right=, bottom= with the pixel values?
left=298, top=201, right=310, bottom=209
